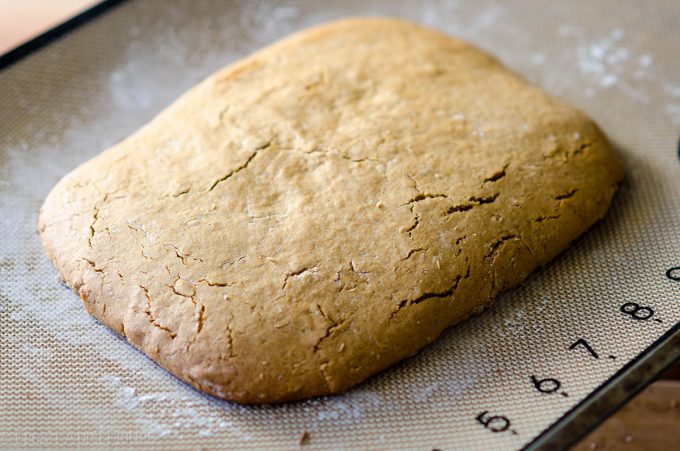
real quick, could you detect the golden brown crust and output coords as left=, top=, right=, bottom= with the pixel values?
left=38, top=17, right=622, bottom=404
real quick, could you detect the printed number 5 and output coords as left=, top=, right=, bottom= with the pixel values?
left=476, top=411, right=517, bottom=435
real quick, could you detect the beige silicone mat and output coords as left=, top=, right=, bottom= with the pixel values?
left=1, top=1, right=679, bottom=449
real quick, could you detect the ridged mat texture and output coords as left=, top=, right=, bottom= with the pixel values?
left=1, top=0, right=678, bottom=449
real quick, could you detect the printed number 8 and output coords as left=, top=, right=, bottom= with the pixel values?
left=620, top=302, right=654, bottom=320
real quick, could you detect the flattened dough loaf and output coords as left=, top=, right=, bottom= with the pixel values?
left=39, top=18, right=623, bottom=404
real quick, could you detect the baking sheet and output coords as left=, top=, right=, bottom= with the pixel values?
left=1, top=1, right=679, bottom=449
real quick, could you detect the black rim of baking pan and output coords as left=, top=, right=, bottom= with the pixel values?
left=1, top=2, right=678, bottom=449
left=526, top=324, right=680, bottom=450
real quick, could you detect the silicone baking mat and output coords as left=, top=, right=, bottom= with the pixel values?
left=1, top=1, right=678, bottom=449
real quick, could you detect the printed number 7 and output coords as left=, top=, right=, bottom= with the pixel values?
left=569, top=338, right=599, bottom=359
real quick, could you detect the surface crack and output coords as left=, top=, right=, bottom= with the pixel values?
left=162, top=244, right=189, bottom=265
left=348, top=260, right=369, bottom=275
left=206, top=142, right=270, bottom=192
left=83, top=258, right=105, bottom=275
left=483, top=164, right=509, bottom=183
left=402, top=248, right=426, bottom=260
left=535, top=215, right=560, bottom=223
left=172, top=188, right=191, bottom=197
left=196, top=304, right=205, bottom=334
left=226, top=321, right=236, bottom=357
left=87, top=189, right=125, bottom=247
left=402, top=215, right=420, bottom=235
left=282, top=265, right=317, bottom=289
left=313, top=304, right=345, bottom=353
left=389, top=262, right=470, bottom=320
left=572, top=143, right=591, bottom=155
left=198, top=279, right=231, bottom=287
left=140, top=285, right=176, bottom=338
left=484, top=234, right=517, bottom=259
left=340, top=154, right=379, bottom=163
left=445, top=193, right=499, bottom=214
left=554, top=189, right=578, bottom=200
left=405, top=193, right=451, bottom=205
left=87, top=207, right=100, bottom=248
